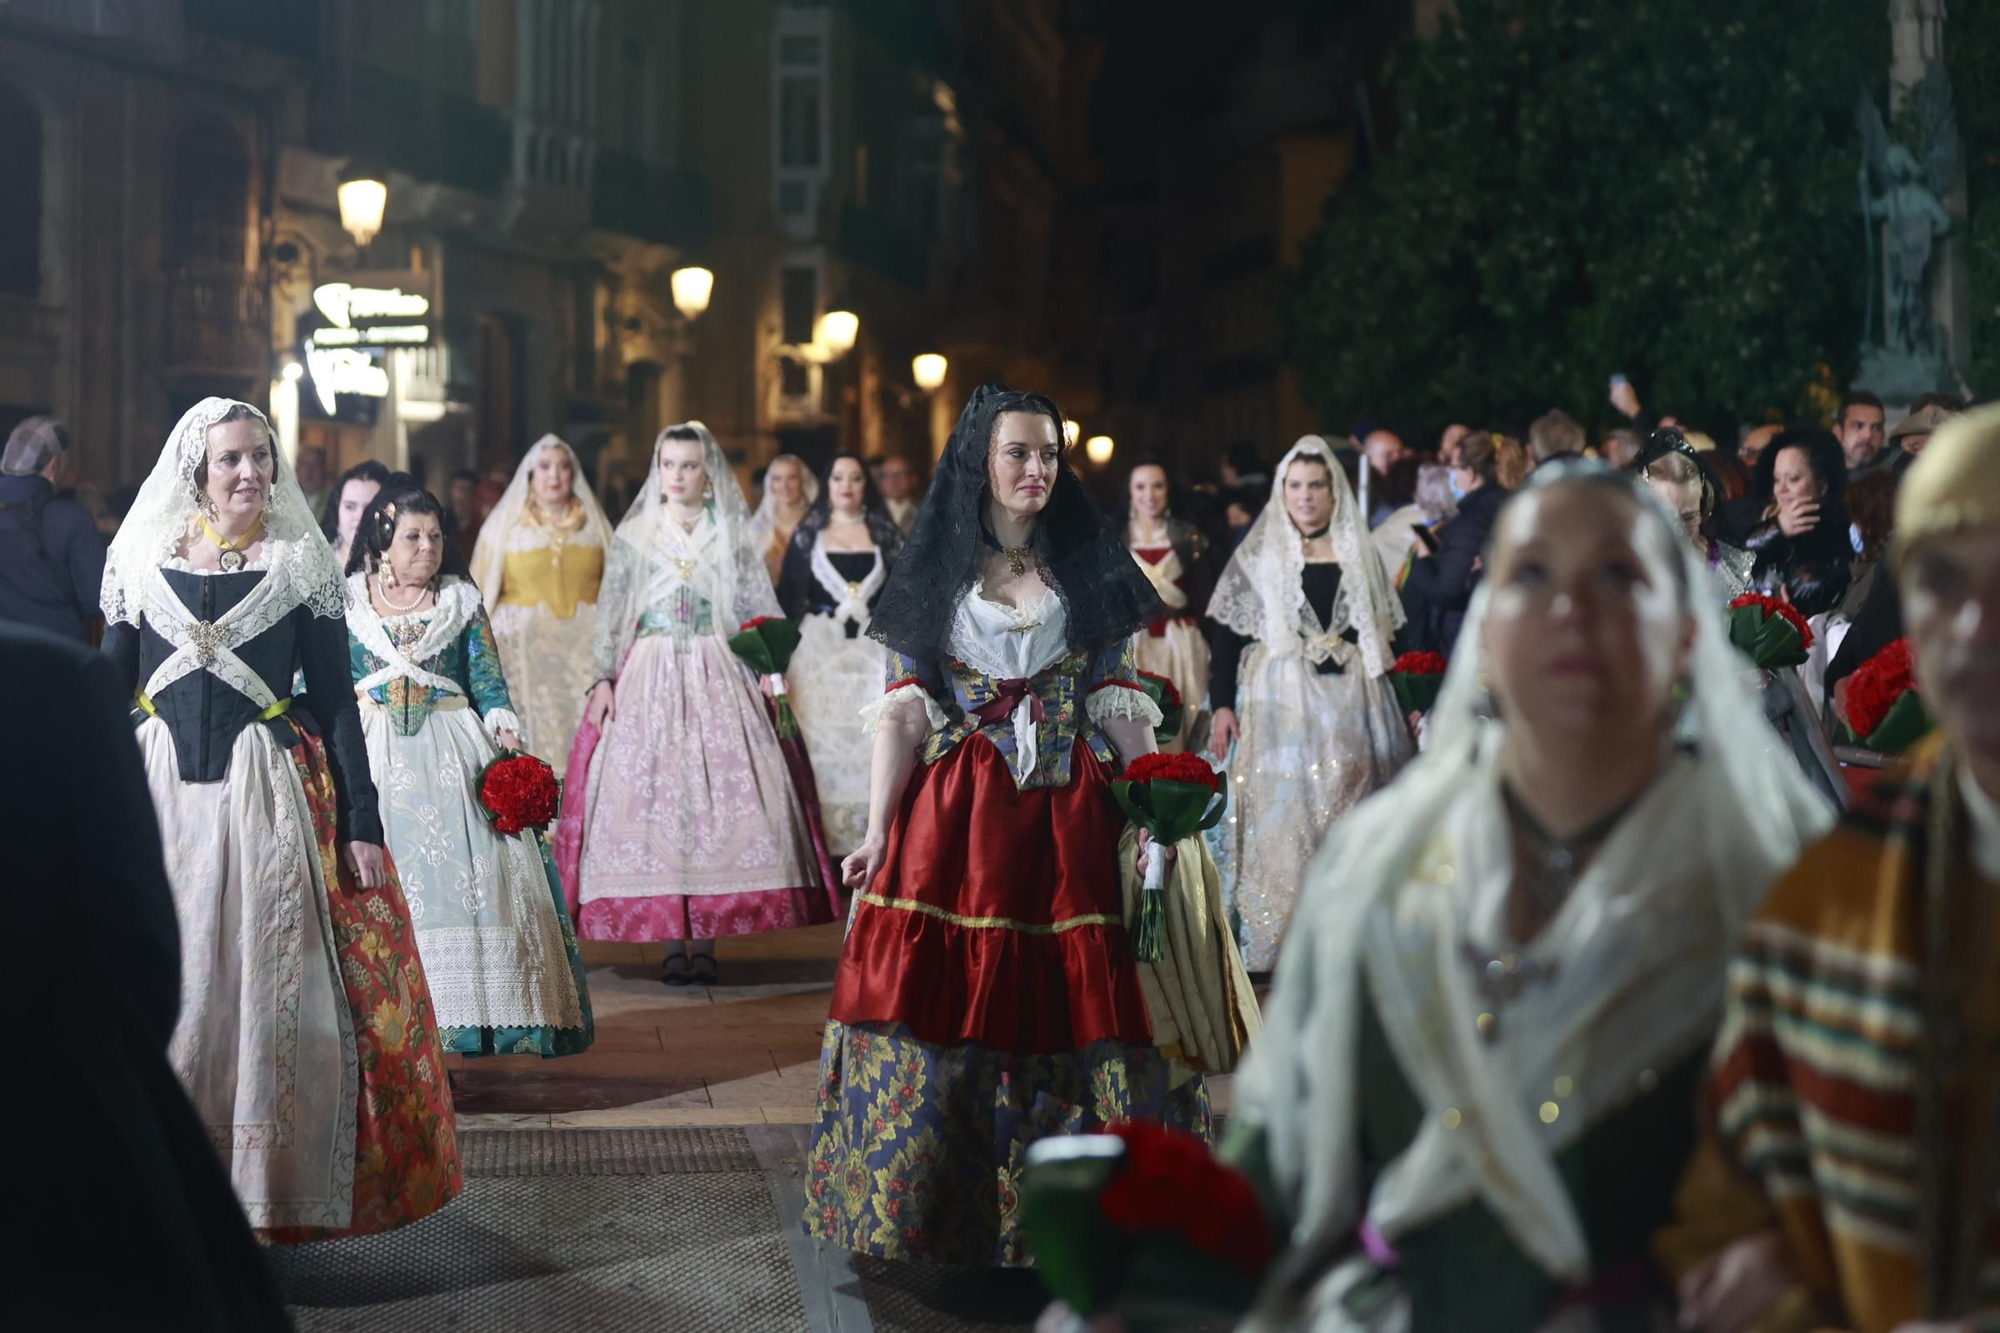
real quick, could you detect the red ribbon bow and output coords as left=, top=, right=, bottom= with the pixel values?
left=971, top=678, right=1046, bottom=726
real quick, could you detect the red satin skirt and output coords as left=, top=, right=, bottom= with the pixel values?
left=828, top=736, right=1154, bottom=1055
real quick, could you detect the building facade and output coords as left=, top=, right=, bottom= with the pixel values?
left=0, top=0, right=1095, bottom=510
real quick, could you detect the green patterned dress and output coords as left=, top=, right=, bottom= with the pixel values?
left=345, top=573, right=593, bottom=1057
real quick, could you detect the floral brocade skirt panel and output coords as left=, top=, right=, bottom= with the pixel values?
left=808, top=737, right=1210, bottom=1265
left=1227, top=645, right=1413, bottom=971
left=139, top=716, right=461, bottom=1243
left=803, top=1023, right=1210, bottom=1266
left=576, top=634, right=829, bottom=940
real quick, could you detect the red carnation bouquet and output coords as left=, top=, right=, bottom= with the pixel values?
left=1726, top=593, right=1815, bottom=670
left=1022, top=1121, right=1273, bottom=1323
left=477, top=751, right=561, bottom=836
left=1134, top=669, right=1186, bottom=748
left=1842, top=637, right=1933, bottom=754
left=1112, top=752, right=1227, bottom=962
left=1387, top=650, right=1449, bottom=716
left=729, top=615, right=803, bottom=737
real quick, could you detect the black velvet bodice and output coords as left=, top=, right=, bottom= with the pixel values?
left=1210, top=562, right=1361, bottom=709
left=102, top=567, right=382, bottom=844
left=778, top=545, right=885, bottom=639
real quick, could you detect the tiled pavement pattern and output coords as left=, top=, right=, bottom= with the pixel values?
left=284, top=924, right=1233, bottom=1330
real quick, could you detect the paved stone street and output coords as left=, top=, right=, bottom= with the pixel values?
left=280, top=925, right=1231, bottom=1331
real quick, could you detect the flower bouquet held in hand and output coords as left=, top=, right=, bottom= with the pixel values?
left=1386, top=651, right=1449, bottom=717
left=1725, top=593, right=1815, bottom=670
left=1842, top=637, right=1933, bottom=755
left=476, top=751, right=561, bottom=836
left=1023, top=1121, right=1273, bottom=1326
left=1112, top=752, right=1227, bottom=963
left=1133, top=669, right=1185, bottom=749
left=729, top=615, right=803, bottom=738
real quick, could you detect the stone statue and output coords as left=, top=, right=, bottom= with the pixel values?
left=1855, top=63, right=1961, bottom=400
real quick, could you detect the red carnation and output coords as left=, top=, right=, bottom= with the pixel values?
left=1096, top=1122, right=1274, bottom=1276
left=1391, top=651, right=1449, bottom=676
left=1123, top=751, right=1221, bottom=792
left=1727, top=592, right=1815, bottom=652
left=477, top=752, right=560, bottom=836
left=1845, top=638, right=1916, bottom=740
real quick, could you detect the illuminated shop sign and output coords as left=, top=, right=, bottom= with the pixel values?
left=311, top=273, right=435, bottom=347
left=304, top=339, right=389, bottom=413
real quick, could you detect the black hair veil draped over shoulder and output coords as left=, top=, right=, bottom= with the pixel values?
left=867, top=382, right=1163, bottom=661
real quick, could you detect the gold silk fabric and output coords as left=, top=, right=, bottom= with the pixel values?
left=496, top=544, right=604, bottom=619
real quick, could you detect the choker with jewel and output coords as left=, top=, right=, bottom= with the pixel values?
left=980, top=523, right=1036, bottom=577
left=200, top=514, right=264, bottom=572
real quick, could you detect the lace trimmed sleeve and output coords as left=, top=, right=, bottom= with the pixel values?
left=857, top=651, right=949, bottom=735
left=1083, top=637, right=1163, bottom=729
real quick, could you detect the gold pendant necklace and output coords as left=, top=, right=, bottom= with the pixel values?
left=199, top=514, right=263, bottom=572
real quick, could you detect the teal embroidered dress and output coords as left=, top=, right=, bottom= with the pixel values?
left=345, top=573, right=592, bottom=1058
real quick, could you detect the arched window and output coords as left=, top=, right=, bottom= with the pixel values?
left=170, top=117, right=250, bottom=268
left=0, top=80, right=42, bottom=296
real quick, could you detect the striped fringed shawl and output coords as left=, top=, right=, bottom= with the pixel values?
left=1709, top=738, right=2000, bottom=1332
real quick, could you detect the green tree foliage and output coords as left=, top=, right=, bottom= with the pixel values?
left=1286, top=0, right=1884, bottom=433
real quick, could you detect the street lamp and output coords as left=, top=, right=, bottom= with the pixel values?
left=817, top=309, right=860, bottom=358
left=911, top=352, right=948, bottom=391
left=336, top=165, right=388, bottom=249
left=1085, top=434, right=1115, bottom=465
left=671, top=266, right=715, bottom=321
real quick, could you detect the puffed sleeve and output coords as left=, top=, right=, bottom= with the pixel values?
left=858, top=649, right=950, bottom=734
left=1084, top=636, right=1163, bottom=729
left=298, top=604, right=384, bottom=845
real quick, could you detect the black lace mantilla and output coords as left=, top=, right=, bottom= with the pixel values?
left=866, top=383, right=1163, bottom=661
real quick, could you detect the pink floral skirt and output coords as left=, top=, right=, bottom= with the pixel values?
left=557, top=634, right=833, bottom=941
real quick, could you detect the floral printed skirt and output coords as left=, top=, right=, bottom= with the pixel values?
left=803, top=1022, right=1210, bottom=1266
left=273, top=728, right=463, bottom=1242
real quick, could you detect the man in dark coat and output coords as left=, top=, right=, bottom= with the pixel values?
left=3, top=622, right=293, bottom=1330
left=0, top=416, right=106, bottom=641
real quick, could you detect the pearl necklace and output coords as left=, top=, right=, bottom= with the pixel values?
left=375, top=572, right=432, bottom=613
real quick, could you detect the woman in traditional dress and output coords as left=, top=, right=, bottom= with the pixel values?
left=100, top=398, right=460, bottom=1242
left=1121, top=456, right=1213, bottom=752
left=561, top=423, right=832, bottom=986
left=777, top=451, right=901, bottom=856
left=1223, top=461, right=1832, bottom=1331
left=344, top=478, right=593, bottom=1059
left=1205, top=435, right=1414, bottom=971
left=1638, top=431, right=1845, bottom=809
left=468, top=434, right=613, bottom=766
left=320, top=459, right=390, bottom=571
left=749, top=452, right=817, bottom=583
left=804, top=382, right=1205, bottom=1268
